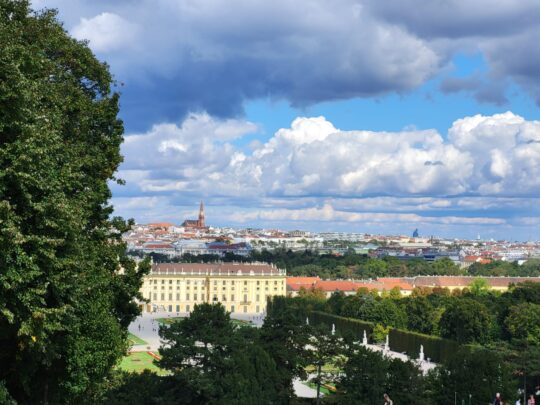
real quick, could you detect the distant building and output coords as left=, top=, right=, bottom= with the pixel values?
left=140, top=262, right=286, bottom=314
left=181, top=201, right=208, bottom=230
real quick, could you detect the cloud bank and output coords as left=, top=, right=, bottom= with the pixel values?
left=35, top=0, right=540, bottom=129
left=112, top=111, right=540, bottom=238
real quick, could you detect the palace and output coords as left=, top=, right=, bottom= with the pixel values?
left=181, top=201, right=207, bottom=230
left=139, top=262, right=287, bottom=314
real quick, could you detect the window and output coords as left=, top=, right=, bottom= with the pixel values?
left=222, top=294, right=226, bottom=301
left=243, top=294, right=247, bottom=302
left=265, top=281, right=269, bottom=285
left=162, top=280, right=165, bottom=285
left=214, top=280, right=218, bottom=286
left=231, top=294, right=235, bottom=301
left=194, top=293, right=197, bottom=301
left=169, top=280, right=173, bottom=284
left=244, top=281, right=247, bottom=286
left=168, top=293, right=172, bottom=300
left=153, top=286, right=157, bottom=290
left=186, top=293, right=190, bottom=300
left=187, top=280, right=190, bottom=285
left=243, top=306, right=247, bottom=313
left=153, top=293, right=157, bottom=300
left=161, top=293, right=164, bottom=300
left=168, top=305, right=172, bottom=312
left=176, top=305, right=180, bottom=312
left=223, top=280, right=226, bottom=285
left=213, top=294, right=218, bottom=302
left=256, top=295, right=260, bottom=302
left=186, top=305, right=190, bottom=312
left=231, top=305, right=235, bottom=313
left=256, top=305, right=260, bottom=313
left=177, top=280, right=180, bottom=285
left=176, top=293, right=180, bottom=300
left=256, top=280, right=260, bottom=285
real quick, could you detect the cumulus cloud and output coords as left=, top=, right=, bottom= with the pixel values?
left=110, top=111, right=540, bottom=237
left=72, top=12, right=138, bottom=53
left=118, top=111, right=540, bottom=200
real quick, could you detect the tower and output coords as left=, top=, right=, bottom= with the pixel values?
left=198, top=201, right=205, bottom=227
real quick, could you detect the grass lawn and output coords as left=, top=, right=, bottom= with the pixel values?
left=156, top=317, right=183, bottom=325
left=304, top=382, right=334, bottom=395
left=128, top=332, right=147, bottom=346
left=118, top=352, right=168, bottom=376
left=230, top=319, right=254, bottom=327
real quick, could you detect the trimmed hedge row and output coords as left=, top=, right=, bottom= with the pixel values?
left=309, top=311, right=460, bottom=364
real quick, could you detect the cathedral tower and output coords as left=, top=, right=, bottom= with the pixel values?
left=198, top=201, right=205, bottom=227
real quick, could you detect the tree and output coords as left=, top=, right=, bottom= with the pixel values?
left=336, top=345, right=390, bottom=404
left=429, top=348, right=516, bottom=405
left=306, top=326, right=342, bottom=403
left=505, top=303, right=540, bottom=345
left=439, top=299, right=493, bottom=344
left=385, top=358, right=429, bottom=404
left=260, top=297, right=311, bottom=402
left=469, top=277, right=490, bottom=296
left=158, top=303, right=284, bottom=404
left=404, top=296, right=436, bottom=334
left=0, top=2, right=147, bottom=402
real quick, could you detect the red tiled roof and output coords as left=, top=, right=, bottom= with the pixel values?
left=286, top=277, right=320, bottom=291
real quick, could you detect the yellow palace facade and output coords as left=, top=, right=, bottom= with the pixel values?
left=139, top=262, right=287, bottom=314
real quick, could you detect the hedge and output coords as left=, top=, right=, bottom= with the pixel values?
left=309, top=311, right=460, bottom=363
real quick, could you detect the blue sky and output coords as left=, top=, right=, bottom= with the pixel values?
left=36, top=0, right=540, bottom=240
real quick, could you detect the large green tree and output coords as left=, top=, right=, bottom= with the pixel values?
left=439, top=299, right=493, bottom=344
left=0, top=1, right=147, bottom=402
left=158, top=304, right=284, bottom=404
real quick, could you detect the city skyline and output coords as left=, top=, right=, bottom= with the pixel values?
left=37, top=0, right=540, bottom=240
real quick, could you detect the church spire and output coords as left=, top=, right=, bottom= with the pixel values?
left=198, top=201, right=205, bottom=227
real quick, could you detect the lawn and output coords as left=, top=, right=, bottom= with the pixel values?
left=128, top=332, right=147, bottom=346
left=304, top=381, right=334, bottom=395
left=230, top=319, right=254, bottom=328
left=118, top=352, right=168, bottom=376
left=156, top=317, right=183, bottom=325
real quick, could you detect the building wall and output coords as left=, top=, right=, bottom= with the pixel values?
left=141, top=273, right=286, bottom=314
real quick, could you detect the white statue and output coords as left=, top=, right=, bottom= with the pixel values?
left=331, top=323, right=336, bottom=335
left=362, top=330, right=368, bottom=346
left=384, top=335, right=389, bottom=352
left=306, top=317, right=309, bottom=326
left=419, top=345, right=425, bottom=362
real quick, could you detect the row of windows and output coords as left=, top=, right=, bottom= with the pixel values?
left=163, top=304, right=260, bottom=313
left=151, top=292, right=267, bottom=302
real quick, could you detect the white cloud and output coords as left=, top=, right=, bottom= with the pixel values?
left=118, top=111, right=540, bottom=200
left=72, top=12, right=138, bottom=53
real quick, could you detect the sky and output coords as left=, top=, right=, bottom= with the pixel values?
left=35, top=0, right=540, bottom=240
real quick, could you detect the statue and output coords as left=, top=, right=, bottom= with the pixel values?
left=384, top=335, right=389, bottom=352
left=362, top=330, right=368, bottom=346
left=306, top=317, right=309, bottom=326
left=419, top=345, right=425, bottom=362
left=331, top=323, right=336, bottom=335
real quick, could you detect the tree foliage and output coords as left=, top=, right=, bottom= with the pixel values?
left=0, top=1, right=147, bottom=402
